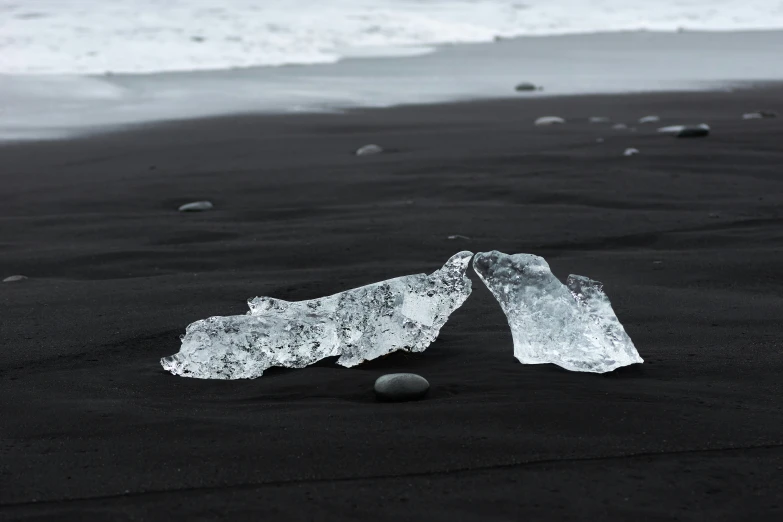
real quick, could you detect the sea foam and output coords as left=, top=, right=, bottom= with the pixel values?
left=1, top=0, right=781, bottom=75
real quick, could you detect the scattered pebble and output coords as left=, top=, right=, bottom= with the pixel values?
left=534, top=116, right=565, bottom=126
left=638, top=115, right=661, bottom=124
left=355, top=144, right=383, bottom=156
left=709, top=212, right=721, bottom=218
left=675, top=125, right=710, bottom=138
left=612, top=123, right=628, bottom=130
left=657, top=125, right=686, bottom=134
left=623, top=148, right=640, bottom=156
left=596, top=137, right=605, bottom=143
left=515, top=82, right=539, bottom=92
left=589, top=116, right=611, bottom=123
left=178, top=201, right=213, bottom=212
left=448, top=234, right=471, bottom=240
left=658, top=124, right=709, bottom=137
left=374, top=373, right=430, bottom=402
left=3, top=275, right=27, bottom=282
left=743, top=111, right=777, bottom=119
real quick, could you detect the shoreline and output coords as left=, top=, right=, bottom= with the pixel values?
left=3, top=29, right=783, bottom=142
left=2, top=82, right=779, bottom=150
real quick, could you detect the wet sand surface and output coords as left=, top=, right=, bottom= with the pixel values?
left=1, top=87, right=782, bottom=520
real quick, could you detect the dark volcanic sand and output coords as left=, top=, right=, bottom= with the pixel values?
left=1, top=88, right=782, bottom=521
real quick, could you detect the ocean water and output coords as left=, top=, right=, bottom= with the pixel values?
left=2, top=0, right=782, bottom=75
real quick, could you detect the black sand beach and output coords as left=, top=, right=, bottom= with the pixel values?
left=1, top=87, right=782, bottom=520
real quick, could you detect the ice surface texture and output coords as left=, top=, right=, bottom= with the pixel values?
left=161, top=251, right=473, bottom=379
left=473, top=251, right=643, bottom=373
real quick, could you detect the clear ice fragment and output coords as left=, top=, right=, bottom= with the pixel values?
left=161, top=251, right=473, bottom=379
left=473, top=251, right=643, bottom=373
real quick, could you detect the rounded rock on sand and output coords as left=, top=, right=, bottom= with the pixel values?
left=515, top=82, right=539, bottom=92
left=3, top=275, right=28, bottom=282
left=374, top=373, right=430, bottom=402
left=675, top=125, right=710, bottom=138
left=658, top=124, right=709, bottom=137
left=178, top=201, right=213, bottom=212
left=743, top=111, right=777, bottom=120
left=355, top=144, right=383, bottom=156
left=534, top=116, right=565, bottom=126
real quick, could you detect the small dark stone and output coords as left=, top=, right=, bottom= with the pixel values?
left=534, top=116, right=565, bottom=126
left=374, top=373, right=430, bottom=402
left=515, top=82, right=538, bottom=92
left=743, top=111, right=777, bottom=120
left=676, top=126, right=709, bottom=138
left=178, top=201, right=213, bottom=212
left=355, top=144, right=383, bottom=156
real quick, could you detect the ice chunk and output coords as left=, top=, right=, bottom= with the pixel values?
left=161, top=251, right=473, bottom=379
left=473, top=251, right=643, bottom=373
left=623, top=147, right=639, bottom=156
left=638, top=115, right=660, bottom=123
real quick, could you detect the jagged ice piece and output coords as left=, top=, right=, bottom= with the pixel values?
left=161, top=251, right=473, bottom=379
left=473, top=251, right=643, bottom=373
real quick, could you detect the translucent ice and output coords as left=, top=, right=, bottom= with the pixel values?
left=473, top=251, right=643, bottom=373
left=161, top=251, right=473, bottom=379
